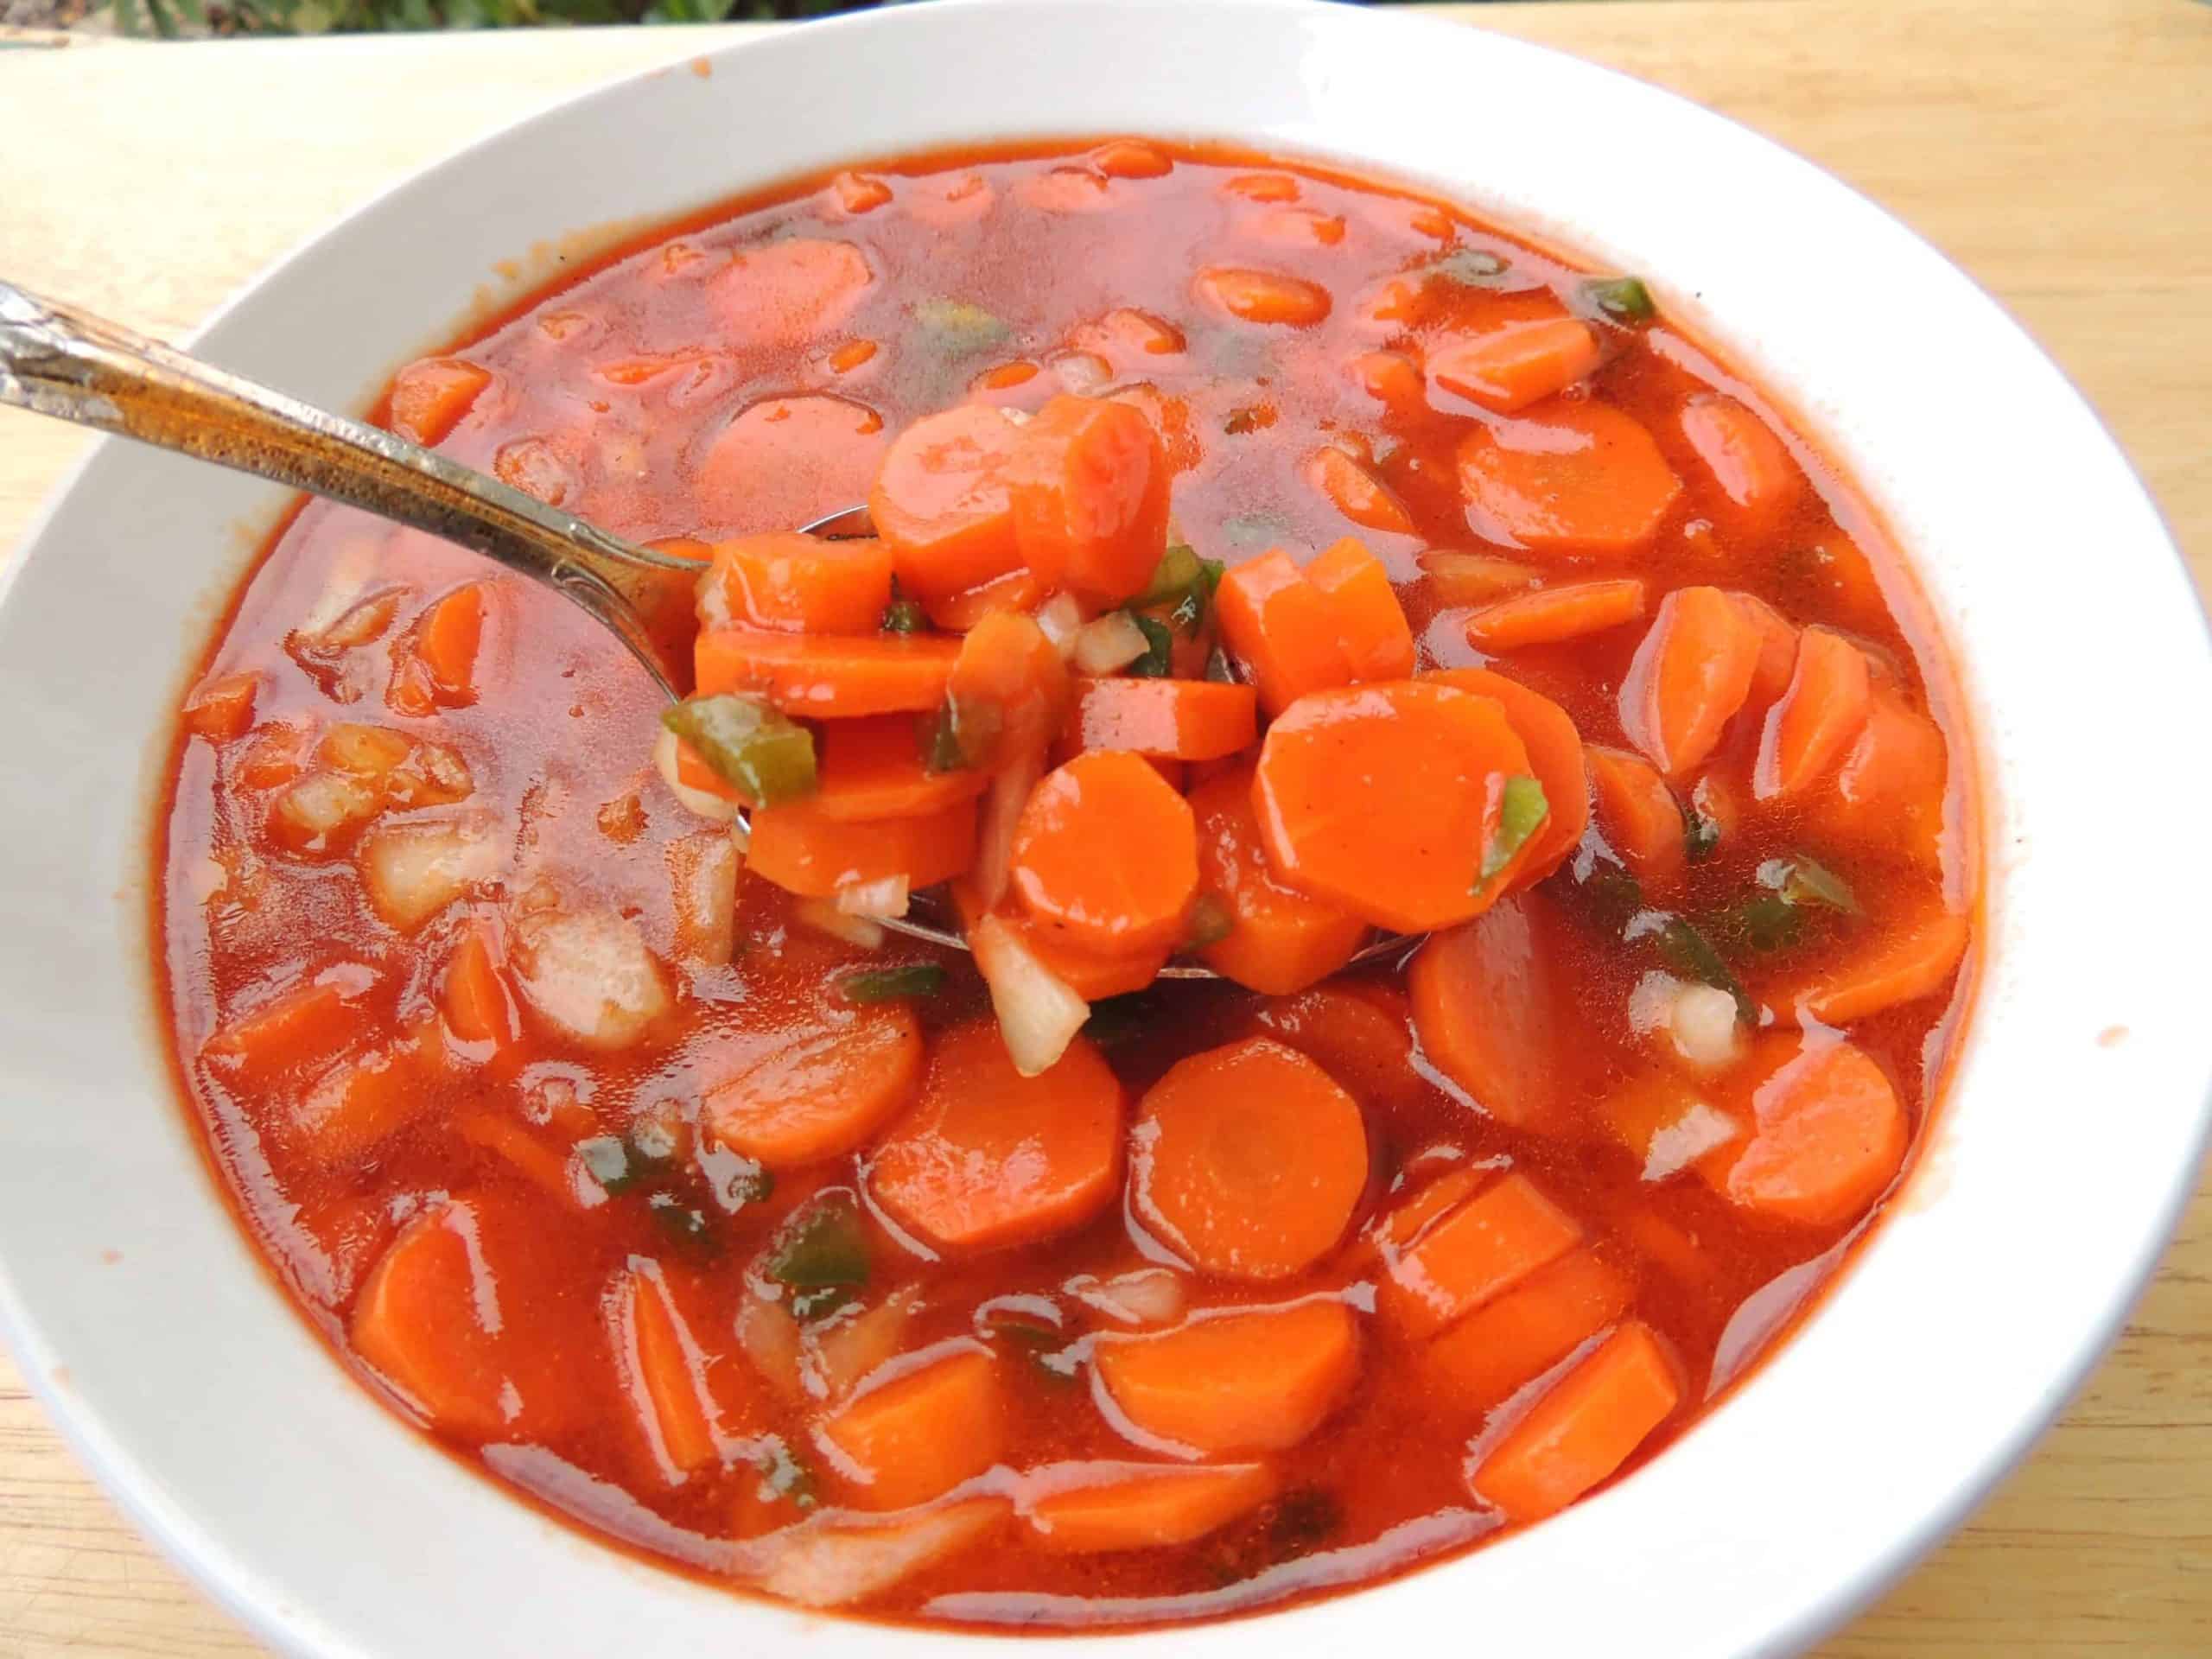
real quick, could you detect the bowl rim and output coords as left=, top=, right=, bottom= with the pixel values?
left=3, top=3, right=2209, bottom=1656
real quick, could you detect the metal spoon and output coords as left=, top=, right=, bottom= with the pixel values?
left=0, top=281, right=1403, bottom=978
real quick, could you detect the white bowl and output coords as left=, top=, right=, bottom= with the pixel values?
left=3, top=2, right=2209, bottom=1654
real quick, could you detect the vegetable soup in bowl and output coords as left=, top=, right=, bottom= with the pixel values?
left=3, top=3, right=2208, bottom=1656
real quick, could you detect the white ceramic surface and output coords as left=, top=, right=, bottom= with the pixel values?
left=3, top=2, right=2209, bottom=1655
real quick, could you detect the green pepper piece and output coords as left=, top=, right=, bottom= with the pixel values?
left=661, top=695, right=817, bottom=806
left=1125, top=613, right=1175, bottom=677
left=1170, top=558, right=1225, bottom=636
left=1182, top=893, right=1236, bottom=952
left=880, top=582, right=928, bottom=635
left=1757, top=854, right=1863, bottom=916
left=1683, top=806, right=1723, bottom=865
left=1647, top=914, right=1754, bottom=1020
left=915, top=694, right=1001, bottom=775
left=749, top=1437, right=818, bottom=1510
left=766, top=1199, right=870, bottom=1296
left=1582, top=275, right=1657, bottom=322
left=574, top=1135, right=632, bottom=1193
left=1136, top=545, right=1205, bottom=607
left=1204, top=645, right=1238, bottom=684
left=647, top=1193, right=718, bottom=1256
left=1478, top=775, right=1550, bottom=888
left=913, top=297, right=1012, bottom=355
left=1427, top=247, right=1511, bottom=286
left=840, top=962, right=948, bottom=1005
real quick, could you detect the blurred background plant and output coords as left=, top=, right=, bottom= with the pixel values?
left=83, top=0, right=1496, bottom=41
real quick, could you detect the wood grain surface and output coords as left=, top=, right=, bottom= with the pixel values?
left=2, top=2, right=2208, bottom=1654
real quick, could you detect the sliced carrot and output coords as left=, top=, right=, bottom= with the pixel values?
left=1066, top=677, right=1259, bottom=763
left=1189, top=761, right=1367, bottom=995
left=746, top=793, right=976, bottom=899
left=814, top=715, right=992, bottom=823
left=351, top=1192, right=583, bottom=1440
left=1093, top=1300, right=1359, bottom=1456
left=694, top=628, right=960, bottom=716
left=1417, top=549, right=1543, bottom=607
left=288, top=1019, right=444, bottom=1166
left=868, top=404, right=1027, bottom=602
left=1224, top=172, right=1300, bottom=203
left=1408, top=893, right=1579, bottom=1134
left=818, top=1344, right=1003, bottom=1510
left=201, top=965, right=373, bottom=1086
left=923, top=567, right=1042, bottom=632
left=1089, top=139, right=1173, bottom=179
left=441, top=923, right=518, bottom=1053
left=1130, top=1038, right=1370, bottom=1281
left=702, top=1000, right=924, bottom=1167
left=387, top=583, right=486, bottom=717
left=1303, top=537, right=1416, bottom=681
left=1468, top=1319, right=1680, bottom=1522
left=1011, top=751, right=1198, bottom=955
left=1305, top=448, right=1414, bottom=537
left=673, top=737, right=747, bottom=805
left=700, top=532, right=895, bottom=635
left=1678, top=393, right=1803, bottom=540
left=1193, top=267, right=1332, bottom=327
left=1457, top=402, right=1681, bottom=557
left=1427, top=318, right=1601, bottom=415
left=1068, top=307, right=1185, bottom=365
left=1246, top=982, right=1419, bottom=1113
left=1007, top=395, right=1171, bottom=603
left=1425, top=1247, right=1634, bottom=1409
left=1254, top=682, right=1530, bottom=934
left=949, top=880, right=1169, bottom=1001
left=454, top=1110, right=582, bottom=1210
left=1618, top=585, right=1763, bottom=779
left=1023, top=1463, right=1276, bottom=1554
left=181, top=671, right=260, bottom=741
left=695, top=393, right=890, bottom=536
left=1804, top=686, right=1951, bottom=869
left=1422, top=669, right=1588, bottom=886
left=1791, top=906, right=1970, bottom=1027
left=1377, top=1171, right=1583, bottom=1340
left=1463, top=578, right=1646, bottom=652
left=388, top=357, right=490, bottom=446
left=611, top=1261, right=723, bottom=1480
left=1349, top=348, right=1427, bottom=418
left=829, top=338, right=880, bottom=374
left=1021, top=166, right=1117, bottom=215
left=830, top=169, right=892, bottom=214
left=1245, top=207, right=1347, bottom=249
left=945, top=608, right=1072, bottom=766
left=1585, top=746, right=1687, bottom=886
left=868, top=1021, right=1123, bottom=1253
left=1371, top=1166, right=1490, bottom=1256
left=1755, top=626, right=1872, bottom=800
left=709, top=238, right=874, bottom=350
left=1214, top=550, right=1354, bottom=717
left=1703, top=1036, right=1908, bottom=1227
left=1735, top=592, right=1801, bottom=714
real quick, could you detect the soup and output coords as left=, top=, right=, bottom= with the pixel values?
left=158, top=139, right=1977, bottom=1627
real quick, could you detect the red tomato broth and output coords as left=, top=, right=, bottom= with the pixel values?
left=154, top=139, right=1980, bottom=1630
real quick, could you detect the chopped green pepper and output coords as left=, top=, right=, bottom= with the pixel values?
left=766, top=1199, right=870, bottom=1300
left=647, top=1192, right=718, bottom=1255
left=913, top=297, right=1012, bottom=355
left=1757, top=854, right=1863, bottom=916
left=1220, top=511, right=1292, bottom=550
left=1137, top=545, right=1206, bottom=607
left=749, top=1438, right=817, bottom=1510
left=1427, top=246, right=1511, bottom=286
left=1645, top=913, right=1754, bottom=1020
left=1683, top=805, right=1723, bottom=865
left=840, top=962, right=948, bottom=1005
left=1582, top=275, right=1657, bottom=322
left=1478, top=775, right=1550, bottom=888
left=661, top=695, right=817, bottom=806
left=1124, top=613, right=1175, bottom=677
left=880, top=579, right=928, bottom=635
left=916, top=694, right=1001, bottom=774
left=1204, top=645, right=1238, bottom=685
left=1182, top=893, right=1236, bottom=951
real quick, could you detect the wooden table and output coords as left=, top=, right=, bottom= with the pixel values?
left=3, top=2, right=2208, bottom=1652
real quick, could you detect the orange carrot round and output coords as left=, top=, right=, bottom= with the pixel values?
left=1214, top=550, right=1354, bottom=717
left=1462, top=578, right=1647, bottom=652
left=1010, top=751, right=1199, bottom=955
left=1423, top=668, right=1589, bottom=886
left=815, top=715, right=992, bottom=823
left=1245, top=982, right=1419, bottom=1112
left=1067, top=677, right=1260, bottom=763
left=868, top=404, right=1027, bottom=602
left=868, top=1021, right=1123, bottom=1253
left=746, top=795, right=977, bottom=899
left=1022, top=1462, right=1277, bottom=1554
left=694, top=628, right=960, bottom=717
left=1408, top=892, right=1578, bottom=1133
left=1468, top=1319, right=1680, bottom=1522
left=1129, top=1038, right=1370, bottom=1280
left=818, top=1342, right=1003, bottom=1510
left=1585, top=745, right=1688, bottom=886
left=1457, top=402, right=1681, bottom=557
left=1193, top=267, right=1332, bottom=327
left=703, top=1000, right=924, bottom=1167
left=1704, top=1036, right=1909, bottom=1226
left=1007, top=395, right=1170, bottom=603
left=1678, top=392, right=1803, bottom=539
left=1189, top=761, right=1368, bottom=995
left=1253, top=681, right=1531, bottom=933
left=388, top=357, right=490, bottom=447
left=1423, top=1246, right=1633, bottom=1409
left=696, top=393, right=890, bottom=536
left=701, top=532, right=895, bottom=636
left=1790, top=905, right=1970, bottom=1027
left=1095, top=1300, right=1359, bottom=1456
left=947, top=608, right=1073, bottom=765
left=1427, top=317, right=1601, bottom=415
left=1376, top=1169, right=1584, bottom=1340
left=1305, top=447, right=1414, bottom=536
left=1302, top=537, right=1416, bottom=682
left=1618, top=585, right=1763, bottom=779
left=1754, top=626, right=1873, bottom=800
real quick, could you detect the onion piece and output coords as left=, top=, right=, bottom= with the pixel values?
left=508, top=905, right=672, bottom=1050
left=1033, top=593, right=1085, bottom=658
left=356, top=812, right=504, bottom=932
left=745, top=1498, right=1007, bottom=1608
left=969, top=912, right=1089, bottom=1078
left=1065, top=1268, right=1186, bottom=1328
left=1070, top=611, right=1150, bottom=675
left=971, top=751, right=1043, bottom=910
left=669, top=826, right=742, bottom=966
left=1643, top=1099, right=1742, bottom=1182
left=653, top=727, right=740, bottom=824
left=835, top=874, right=911, bottom=919
left=793, top=895, right=885, bottom=950
left=1669, top=982, right=1745, bottom=1071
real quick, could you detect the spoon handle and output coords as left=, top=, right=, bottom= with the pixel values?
left=0, top=280, right=695, bottom=696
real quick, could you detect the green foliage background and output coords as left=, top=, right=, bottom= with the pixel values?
left=107, top=0, right=1483, bottom=39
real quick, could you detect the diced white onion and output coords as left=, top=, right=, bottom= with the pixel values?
left=1071, top=611, right=1151, bottom=675
left=835, top=874, right=912, bottom=920
left=653, top=727, right=740, bottom=824
left=735, top=1293, right=804, bottom=1402
left=1643, top=1099, right=1743, bottom=1182
left=969, top=912, right=1089, bottom=1078
left=669, top=827, right=741, bottom=966
left=1052, top=350, right=1111, bottom=394
left=1033, top=593, right=1085, bottom=658
left=356, top=813, right=505, bottom=932
left=509, top=905, right=672, bottom=1050
left=746, top=1499, right=1005, bottom=1608
left=272, top=771, right=380, bottom=849
left=971, top=753, right=1042, bottom=910
left=1065, top=1268, right=1186, bottom=1328
left=792, top=895, right=885, bottom=950
left=1626, top=970, right=1684, bottom=1035
left=1669, top=982, right=1745, bottom=1071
